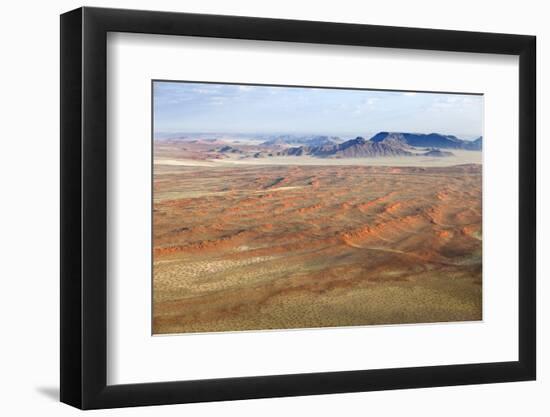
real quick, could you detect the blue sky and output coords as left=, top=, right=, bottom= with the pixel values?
left=153, top=81, right=483, bottom=139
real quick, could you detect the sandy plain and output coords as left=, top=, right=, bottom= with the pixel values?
left=153, top=142, right=482, bottom=334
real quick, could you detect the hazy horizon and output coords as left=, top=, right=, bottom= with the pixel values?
left=153, top=130, right=482, bottom=141
left=153, top=81, right=483, bottom=139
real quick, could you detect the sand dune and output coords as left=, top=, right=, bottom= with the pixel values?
left=153, top=161, right=482, bottom=334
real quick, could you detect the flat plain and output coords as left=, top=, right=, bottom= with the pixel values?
left=153, top=140, right=482, bottom=334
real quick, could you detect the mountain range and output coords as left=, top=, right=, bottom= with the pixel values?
left=279, top=132, right=482, bottom=158
left=370, top=132, right=482, bottom=150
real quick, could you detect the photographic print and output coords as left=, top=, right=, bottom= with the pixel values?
left=152, top=81, right=483, bottom=335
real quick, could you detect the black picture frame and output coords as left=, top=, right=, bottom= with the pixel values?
left=60, top=6, right=536, bottom=410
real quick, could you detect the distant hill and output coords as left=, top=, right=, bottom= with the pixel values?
left=328, top=137, right=414, bottom=157
left=370, top=132, right=482, bottom=150
left=422, top=148, right=455, bottom=157
left=262, top=135, right=341, bottom=147
left=282, top=136, right=414, bottom=158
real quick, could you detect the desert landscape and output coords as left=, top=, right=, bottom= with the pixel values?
left=152, top=82, right=482, bottom=334
left=153, top=131, right=482, bottom=334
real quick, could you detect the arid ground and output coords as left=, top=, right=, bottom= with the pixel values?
left=153, top=141, right=482, bottom=334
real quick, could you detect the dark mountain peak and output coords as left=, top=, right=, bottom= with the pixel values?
left=340, top=136, right=366, bottom=148
left=282, top=136, right=414, bottom=158
left=379, top=133, right=409, bottom=147
left=335, top=140, right=413, bottom=158
left=369, top=132, right=390, bottom=143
